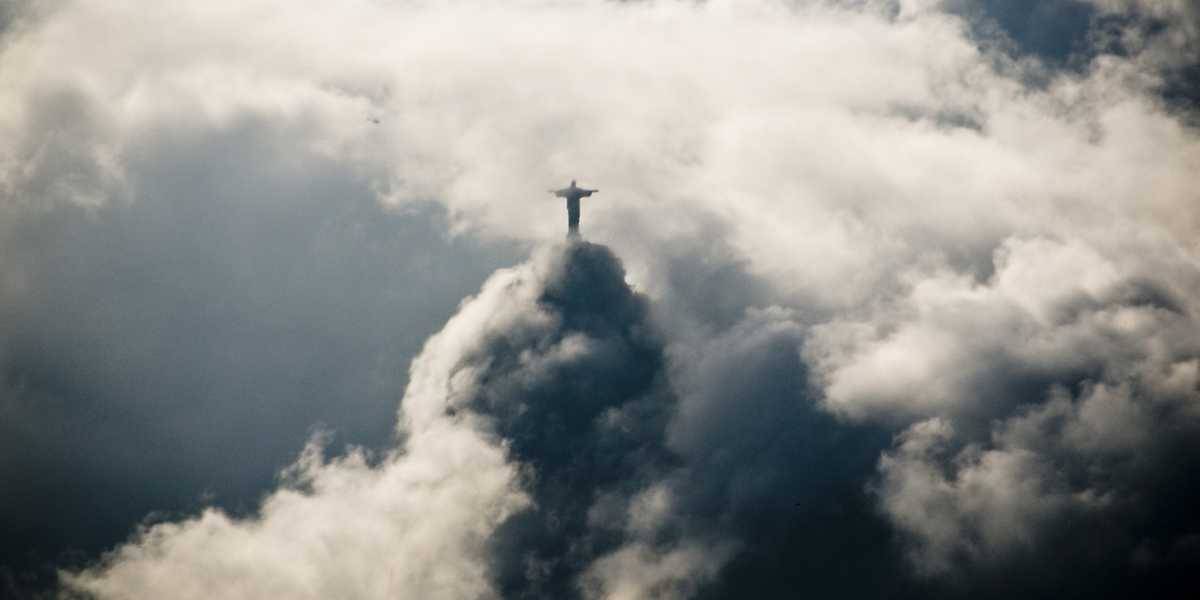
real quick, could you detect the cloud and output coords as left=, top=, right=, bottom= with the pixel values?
left=878, top=374, right=1200, bottom=588
left=1084, top=0, right=1199, bottom=62
left=0, top=0, right=1198, bottom=597
left=808, top=236, right=1200, bottom=422
left=877, top=417, right=1070, bottom=575
left=843, top=234, right=1200, bottom=584
left=414, top=242, right=688, bottom=597
left=63, top=242, right=715, bottom=599
left=3, top=0, right=1197, bottom=310
left=63, top=429, right=526, bottom=600
left=580, top=541, right=728, bottom=600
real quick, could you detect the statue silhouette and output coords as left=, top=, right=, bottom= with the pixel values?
left=550, top=179, right=598, bottom=237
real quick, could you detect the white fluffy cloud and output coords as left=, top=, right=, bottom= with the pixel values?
left=64, top=427, right=525, bottom=600
left=3, top=0, right=1197, bottom=308
left=809, top=235, right=1200, bottom=421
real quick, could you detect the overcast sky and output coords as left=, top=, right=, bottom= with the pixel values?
left=2, top=1, right=1199, bottom=598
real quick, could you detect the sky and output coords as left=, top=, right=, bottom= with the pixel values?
left=1, top=0, right=1199, bottom=598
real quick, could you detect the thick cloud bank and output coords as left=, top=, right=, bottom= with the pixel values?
left=2, top=0, right=1199, bottom=597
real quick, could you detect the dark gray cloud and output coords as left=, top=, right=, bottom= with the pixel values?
left=450, top=242, right=678, bottom=598
left=662, top=311, right=905, bottom=599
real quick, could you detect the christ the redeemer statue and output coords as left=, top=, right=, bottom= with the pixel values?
left=550, top=179, right=598, bottom=237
